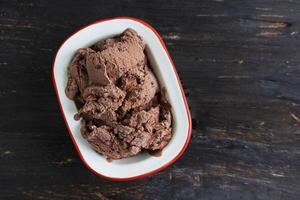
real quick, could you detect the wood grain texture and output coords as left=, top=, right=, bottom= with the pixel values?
left=1, top=0, right=300, bottom=199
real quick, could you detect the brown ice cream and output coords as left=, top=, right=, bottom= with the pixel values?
left=65, top=29, right=172, bottom=159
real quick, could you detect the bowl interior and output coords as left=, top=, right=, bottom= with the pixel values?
left=53, top=18, right=190, bottom=179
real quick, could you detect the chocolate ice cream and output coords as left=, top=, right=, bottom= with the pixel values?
left=65, top=29, right=172, bottom=159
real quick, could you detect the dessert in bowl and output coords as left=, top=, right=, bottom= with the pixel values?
left=52, top=17, right=191, bottom=181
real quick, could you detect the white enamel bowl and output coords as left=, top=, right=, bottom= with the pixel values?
left=52, top=17, right=192, bottom=181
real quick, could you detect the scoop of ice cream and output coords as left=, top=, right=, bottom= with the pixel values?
left=77, top=85, right=125, bottom=126
left=115, top=125, right=152, bottom=149
left=119, top=106, right=172, bottom=150
left=85, top=29, right=146, bottom=85
left=82, top=125, right=141, bottom=159
left=121, top=68, right=159, bottom=111
left=65, top=48, right=93, bottom=100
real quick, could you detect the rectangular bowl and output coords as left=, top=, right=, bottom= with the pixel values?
left=52, top=17, right=192, bottom=181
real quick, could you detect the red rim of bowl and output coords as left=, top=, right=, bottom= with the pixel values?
left=51, top=17, right=192, bottom=181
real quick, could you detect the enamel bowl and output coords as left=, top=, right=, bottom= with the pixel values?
left=52, top=17, right=192, bottom=181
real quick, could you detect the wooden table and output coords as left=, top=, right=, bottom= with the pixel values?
left=1, top=0, right=300, bottom=199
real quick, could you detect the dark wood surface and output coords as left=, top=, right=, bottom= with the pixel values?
left=1, top=0, right=300, bottom=199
